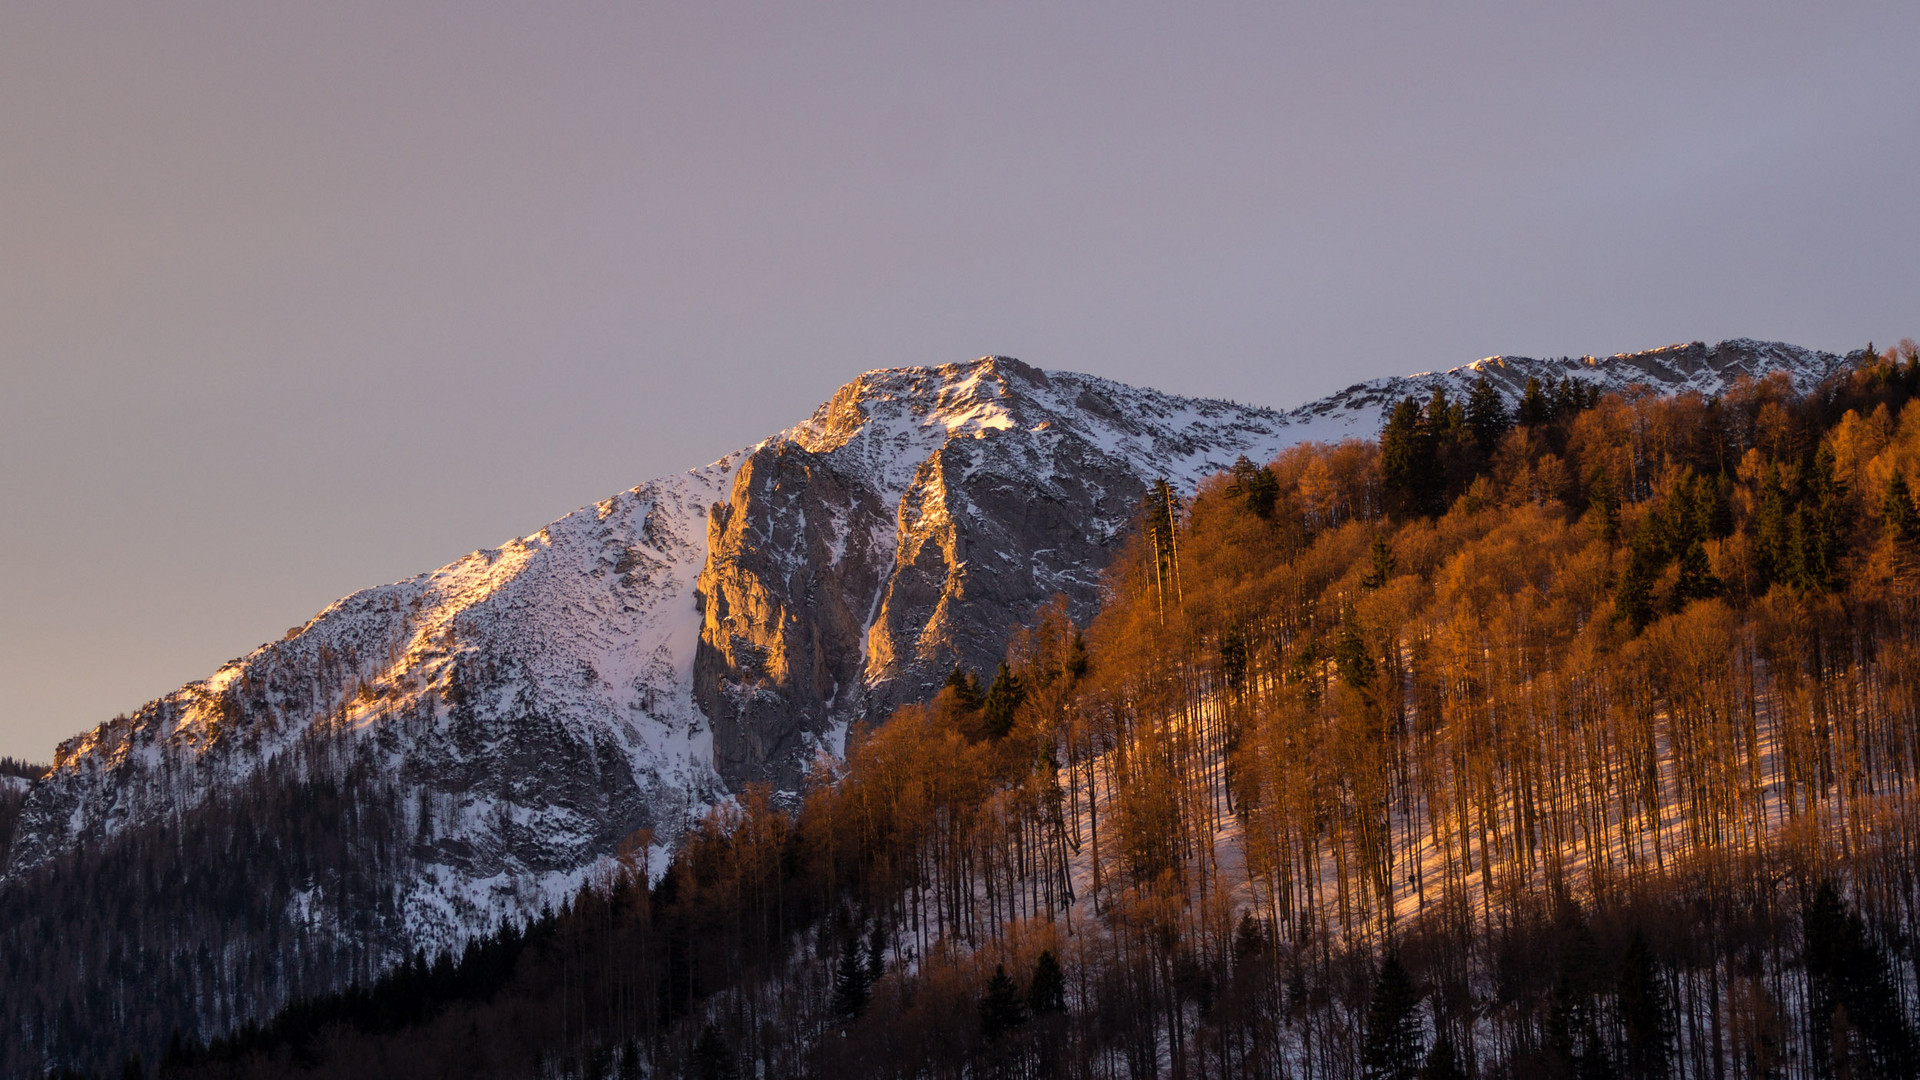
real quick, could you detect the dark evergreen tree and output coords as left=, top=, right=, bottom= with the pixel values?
left=1228, top=455, right=1280, bottom=519
left=831, top=934, right=870, bottom=1022
left=1614, top=544, right=1657, bottom=635
left=1381, top=397, right=1440, bottom=518
left=1026, top=950, right=1066, bottom=1016
left=1672, top=539, right=1720, bottom=610
left=1361, top=534, right=1397, bottom=590
left=866, top=924, right=887, bottom=986
left=945, top=665, right=984, bottom=711
left=1754, top=466, right=1792, bottom=588
left=1518, top=376, right=1550, bottom=427
left=1789, top=444, right=1845, bottom=593
left=1804, top=881, right=1914, bottom=1078
left=1065, top=632, right=1089, bottom=681
left=1617, top=930, right=1671, bottom=1080
left=1363, top=953, right=1423, bottom=1080
left=1334, top=605, right=1376, bottom=690
left=980, top=964, right=1026, bottom=1042
left=1883, top=468, right=1916, bottom=541
left=1588, top=467, right=1620, bottom=545
left=1231, top=913, right=1270, bottom=973
left=1696, top=473, right=1735, bottom=540
left=1218, top=629, right=1250, bottom=691
left=1420, top=1029, right=1466, bottom=1080
left=1547, top=904, right=1614, bottom=1080
left=690, top=1024, right=738, bottom=1080
left=981, top=663, right=1026, bottom=740
left=1466, top=375, right=1511, bottom=457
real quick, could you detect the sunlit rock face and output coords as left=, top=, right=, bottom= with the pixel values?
left=695, top=356, right=1302, bottom=787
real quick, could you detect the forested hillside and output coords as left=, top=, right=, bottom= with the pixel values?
left=110, top=342, right=1920, bottom=1078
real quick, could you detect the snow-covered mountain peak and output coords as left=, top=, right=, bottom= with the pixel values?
left=3, top=339, right=1867, bottom=1018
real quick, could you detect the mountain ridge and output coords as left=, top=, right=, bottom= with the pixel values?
left=0, top=338, right=1856, bottom=946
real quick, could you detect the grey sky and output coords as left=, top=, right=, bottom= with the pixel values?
left=3, top=1, right=1917, bottom=760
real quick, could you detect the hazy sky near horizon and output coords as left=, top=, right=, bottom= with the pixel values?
left=3, top=2, right=1918, bottom=760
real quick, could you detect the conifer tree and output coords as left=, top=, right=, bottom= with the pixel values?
left=831, top=935, right=870, bottom=1022
left=691, top=1024, right=738, bottom=1080
left=866, top=924, right=886, bottom=985
left=982, top=663, right=1026, bottom=740
left=1518, top=376, right=1550, bottom=427
left=1804, top=882, right=1914, bottom=1078
left=1026, top=950, right=1066, bottom=1016
left=1382, top=397, right=1439, bottom=517
left=1588, top=466, right=1620, bottom=544
left=1754, top=467, right=1792, bottom=587
left=1335, top=605, right=1376, bottom=689
left=1617, top=931, right=1671, bottom=1080
left=1672, top=539, right=1720, bottom=610
left=1883, top=468, right=1916, bottom=541
left=1697, top=472, right=1734, bottom=539
left=1465, top=375, right=1511, bottom=456
left=1614, top=545, right=1657, bottom=634
left=1229, top=455, right=1280, bottom=519
left=1420, top=1030, right=1466, bottom=1080
left=1361, top=534, right=1397, bottom=590
left=945, top=666, right=984, bottom=711
left=980, top=964, right=1027, bottom=1042
left=1364, top=953, right=1423, bottom=1080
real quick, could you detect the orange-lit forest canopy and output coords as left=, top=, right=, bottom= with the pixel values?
left=166, top=344, right=1920, bottom=1080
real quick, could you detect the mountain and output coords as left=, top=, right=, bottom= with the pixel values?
left=2, top=357, right=1306, bottom=941
left=1273, top=336, right=1855, bottom=444
left=0, top=339, right=1858, bottom=1069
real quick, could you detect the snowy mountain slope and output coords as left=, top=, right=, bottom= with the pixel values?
left=0, top=339, right=1856, bottom=973
left=5, top=452, right=747, bottom=938
left=0, top=357, right=1307, bottom=936
left=1269, top=337, right=1855, bottom=444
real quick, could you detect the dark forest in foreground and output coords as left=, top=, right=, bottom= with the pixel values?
left=36, top=341, right=1920, bottom=1079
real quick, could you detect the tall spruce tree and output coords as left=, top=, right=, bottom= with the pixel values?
left=1381, top=397, right=1440, bottom=518
left=1361, top=534, right=1397, bottom=590
left=980, top=964, right=1027, bottom=1042
left=945, top=665, right=983, bottom=711
left=1804, top=881, right=1914, bottom=1078
left=1420, top=1030, right=1466, bottom=1080
left=1617, top=930, right=1672, bottom=1080
left=691, top=1025, right=738, bottom=1080
left=1026, top=951, right=1066, bottom=1016
left=1465, top=375, right=1511, bottom=456
left=1229, top=455, right=1280, bottom=519
left=1884, top=468, right=1916, bottom=541
left=1335, top=605, right=1376, bottom=690
left=831, top=934, right=870, bottom=1022
left=1518, top=376, right=1550, bottom=427
left=1364, top=953, right=1423, bottom=1080
left=982, top=663, right=1026, bottom=740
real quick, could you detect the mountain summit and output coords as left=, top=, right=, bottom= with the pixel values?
left=0, top=339, right=1858, bottom=1062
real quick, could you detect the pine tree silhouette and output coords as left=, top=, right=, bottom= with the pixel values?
left=1363, top=952, right=1423, bottom=1080
left=831, top=935, right=870, bottom=1022
left=1026, top=951, right=1066, bottom=1016
left=980, top=964, right=1027, bottom=1042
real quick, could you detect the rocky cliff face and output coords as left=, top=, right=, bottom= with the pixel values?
left=0, top=339, right=1858, bottom=966
left=692, top=357, right=1307, bottom=787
